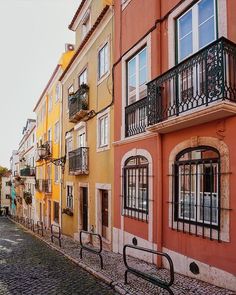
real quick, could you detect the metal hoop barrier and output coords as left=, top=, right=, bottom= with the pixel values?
left=79, top=230, right=103, bottom=269
left=36, top=221, right=44, bottom=236
left=50, top=224, right=62, bottom=247
left=25, top=218, right=30, bottom=229
left=123, top=245, right=175, bottom=295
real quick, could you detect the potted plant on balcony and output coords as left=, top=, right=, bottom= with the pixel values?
left=62, top=207, right=73, bottom=216
left=23, top=192, right=32, bottom=205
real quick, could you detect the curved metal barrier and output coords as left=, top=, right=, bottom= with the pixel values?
left=51, top=224, right=61, bottom=247
left=123, top=245, right=174, bottom=295
left=36, top=221, right=44, bottom=236
left=79, top=230, right=103, bottom=269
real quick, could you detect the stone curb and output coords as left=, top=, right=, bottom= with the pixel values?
left=8, top=218, right=130, bottom=295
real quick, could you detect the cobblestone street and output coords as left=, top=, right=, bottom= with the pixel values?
left=0, top=217, right=116, bottom=295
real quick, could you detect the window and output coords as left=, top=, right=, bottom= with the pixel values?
left=54, top=202, right=59, bottom=223
left=79, top=69, right=87, bottom=86
left=177, top=0, right=216, bottom=62
left=98, top=43, right=109, bottom=79
left=127, top=47, right=147, bottom=105
left=174, top=146, right=220, bottom=233
left=98, top=115, right=108, bottom=147
left=55, top=84, right=60, bottom=102
left=48, top=95, right=53, bottom=112
left=123, top=156, right=148, bottom=221
left=54, top=121, right=60, bottom=143
left=82, top=10, right=90, bottom=39
left=68, top=85, right=74, bottom=108
left=54, top=166, right=59, bottom=183
left=66, top=137, right=73, bottom=158
left=66, top=185, right=73, bottom=209
left=77, top=131, right=86, bottom=148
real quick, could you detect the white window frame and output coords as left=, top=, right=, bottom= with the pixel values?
left=54, top=121, right=60, bottom=144
left=79, top=68, right=88, bottom=87
left=127, top=46, right=148, bottom=105
left=54, top=165, right=59, bottom=184
left=121, top=35, right=151, bottom=140
left=177, top=0, right=217, bottom=62
left=55, top=83, right=60, bottom=102
left=97, top=41, right=110, bottom=83
left=97, top=108, right=110, bottom=152
left=66, top=184, right=73, bottom=210
left=48, top=94, right=53, bottom=113
left=66, top=136, right=73, bottom=159
left=81, top=9, right=91, bottom=39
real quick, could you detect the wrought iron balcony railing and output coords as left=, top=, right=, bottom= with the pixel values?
left=69, top=84, right=89, bottom=123
left=68, top=147, right=89, bottom=174
left=147, top=37, right=236, bottom=125
left=125, top=97, right=148, bottom=137
left=20, top=167, right=35, bottom=177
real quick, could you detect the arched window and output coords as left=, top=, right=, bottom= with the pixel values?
left=123, top=156, right=148, bottom=221
left=174, top=146, right=220, bottom=233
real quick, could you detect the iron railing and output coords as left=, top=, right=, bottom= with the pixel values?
left=125, top=97, right=148, bottom=137
left=68, top=147, right=89, bottom=174
left=69, top=85, right=89, bottom=120
left=147, top=37, right=236, bottom=125
left=20, top=167, right=35, bottom=177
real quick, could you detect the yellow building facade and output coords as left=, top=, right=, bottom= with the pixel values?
left=34, top=48, right=74, bottom=227
left=60, top=0, right=114, bottom=249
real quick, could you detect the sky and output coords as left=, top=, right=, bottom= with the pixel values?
left=0, top=0, right=80, bottom=168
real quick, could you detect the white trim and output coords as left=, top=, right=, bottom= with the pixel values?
left=96, top=107, right=110, bottom=152
left=97, top=38, right=111, bottom=85
left=121, top=34, right=151, bottom=140
left=61, top=10, right=113, bottom=83
left=168, top=137, right=230, bottom=242
left=121, top=0, right=133, bottom=11
left=168, top=0, right=228, bottom=68
left=95, top=183, right=112, bottom=243
left=119, top=149, right=153, bottom=244
left=71, top=0, right=92, bottom=32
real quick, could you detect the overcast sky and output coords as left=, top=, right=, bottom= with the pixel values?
left=0, top=0, right=80, bottom=168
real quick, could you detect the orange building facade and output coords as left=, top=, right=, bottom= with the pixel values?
left=113, top=0, right=236, bottom=290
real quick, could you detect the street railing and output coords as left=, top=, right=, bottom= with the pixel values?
left=79, top=230, right=103, bottom=269
left=123, top=244, right=174, bottom=295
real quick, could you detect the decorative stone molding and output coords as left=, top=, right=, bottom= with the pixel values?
left=168, top=137, right=230, bottom=242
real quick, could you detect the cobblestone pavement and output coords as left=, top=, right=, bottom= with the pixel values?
left=7, top=217, right=235, bottom=295
left=0, top=217, right=116, bottom=295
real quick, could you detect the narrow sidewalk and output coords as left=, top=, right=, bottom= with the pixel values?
left=9, top=218, right=234, bottom=295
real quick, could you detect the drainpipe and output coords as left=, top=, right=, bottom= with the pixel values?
left=59, top=82, right=63, bottom=231
left=156, top=133, right=163, bottom=267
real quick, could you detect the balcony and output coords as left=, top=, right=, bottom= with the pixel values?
left=35, top=179, right=52, bottom=194
left=68, top=147, right=89, bottom=175
left=36, top=141, right=52, bottom=161
left=125, top=97, right=148, bottom=137
left=147, top=37, right=236, bottom=133
left=69, top=84, right=89, bottom=123
left=20, top=167, right=35, bottom=177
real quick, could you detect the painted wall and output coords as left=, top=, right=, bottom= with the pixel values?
left=61, top=1, right=114, bottom=249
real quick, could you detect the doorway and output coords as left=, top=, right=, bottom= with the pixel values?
left=101, top=190, right=109, bottom=239
left=48, top=200, right=51, bottom=227
left=81, top=187, right=88, bottom=231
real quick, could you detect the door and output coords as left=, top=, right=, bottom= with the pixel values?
left=82, top=187, right=88, bottom=231
left=48, top=200, right=51, bottom=227
left=101, top=190, right=109, bottom=239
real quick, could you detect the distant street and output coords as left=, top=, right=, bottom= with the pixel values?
left=0, top=217, right=115, bottom=295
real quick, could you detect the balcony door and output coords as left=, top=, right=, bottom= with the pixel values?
left=176, top=0, right=217, bottom=110
left=101, top=190, right=109, bottom=240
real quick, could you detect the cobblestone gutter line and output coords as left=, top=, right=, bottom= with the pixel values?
left=8, top=218, right=235, bottom=295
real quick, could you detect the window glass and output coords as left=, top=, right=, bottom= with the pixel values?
left=99, top=115, right=108, bottom=147
left=79, top=69, right=87, bottom=86
left=67, top=185, right=73, bottom=209
left=55, top=84, right=60, bottom=102
left=98, top=43, right=109, bottom=79
left=127, top=47, right=147, bottom=105
left=178, top=10, right=193, bottom=60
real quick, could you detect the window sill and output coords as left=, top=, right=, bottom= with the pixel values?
left=97, top=144, right=110, bottom=153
